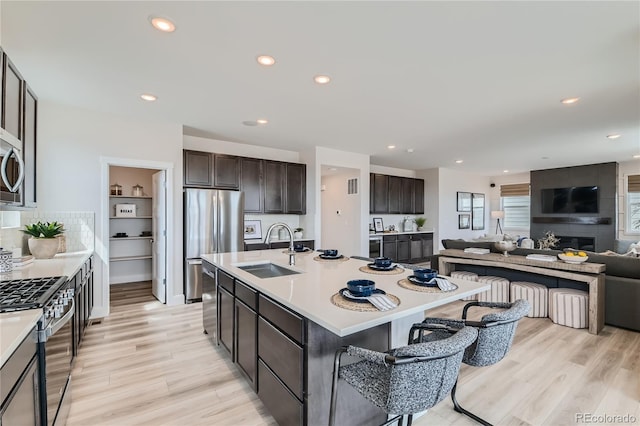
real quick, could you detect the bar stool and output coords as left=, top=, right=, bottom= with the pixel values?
left=549, top=288, right=588, bottom=328
left=510, top=281, right=548, bottom=317
left=451, top=271, right=479, bottom=301
left=329, top=326, right=478, bottom=426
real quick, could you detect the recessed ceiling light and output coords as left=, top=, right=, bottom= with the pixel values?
left=541, top=156, right=549, bottom=160
left=387, top=145, right=396, bottom=149
left=242, top=120, right=258, bottom=126
left=606, top=134, right=621, bottom=139
left=503, top=170, right=509, bottom=173
left=314, top=75, right=331, bottom=84
left=328, top=167, right=337, bottom=171
left=561, top=97, right=580, bottom=104
left=256, top=119, right=268, bottom=125
left=633, top=154, right=640, bottom=159
left=140, top=94, right=157, bottom=102
left=455, top=160, right=463, bottom=164
left=406, top=148, right=414, bottom=153
left=257, top=55, right=276, bottom=66
left=149, top=16, right=176, bottom=33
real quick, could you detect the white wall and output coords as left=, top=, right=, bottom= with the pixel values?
left=436, top=168, right=492, bottom=247
left=184, top=135, right=299, bottom=162
left=321, top=170, right=360, bottom=255
left=38, top=101, right=183, bottom=317
left=370, top=165, right=416, bottom=178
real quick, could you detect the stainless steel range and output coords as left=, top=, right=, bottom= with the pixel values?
left=0, top=276, right=73, bottom=426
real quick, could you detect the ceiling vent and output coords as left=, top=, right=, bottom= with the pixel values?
left=347, top=178, right=358, bottom=195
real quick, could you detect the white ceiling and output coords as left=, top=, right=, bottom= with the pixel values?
left=2, top=1, right=639, bottom=176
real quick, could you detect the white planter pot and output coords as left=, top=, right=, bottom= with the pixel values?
left=28, top=237, right=60, bottom=259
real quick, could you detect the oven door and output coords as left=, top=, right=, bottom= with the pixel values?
left=0, top=136, right=25, bottom=206
left=42, top=298, right=74, bottom=426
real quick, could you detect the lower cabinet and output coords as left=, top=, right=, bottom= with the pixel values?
left=380, top=232, right=433, bottom=264
left=257, top=360, right=303, bottom=426
left=217, top=284, right=234, bottom=358
left=235, top=281, right=257, bottom=388
left=73, top=255, right=94, bottom=356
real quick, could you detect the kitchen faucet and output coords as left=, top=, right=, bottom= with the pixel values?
left=264, top=222, right=296, bottom=265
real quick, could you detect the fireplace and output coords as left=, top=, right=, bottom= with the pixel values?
left=555, top=236, right=595, bottom=251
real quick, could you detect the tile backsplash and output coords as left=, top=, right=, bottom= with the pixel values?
left=0, top=211, right=95, bottom=256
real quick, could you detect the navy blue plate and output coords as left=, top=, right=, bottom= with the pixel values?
left=407, top=275, right=438, bottom=287
left=319, top=254, right=344, bottom=260
left=367, top=263, right=396, bottom=271
left=339, top=288, right=386, bottom=303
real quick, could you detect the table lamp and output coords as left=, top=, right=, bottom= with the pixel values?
left=491, top=210, right=505, bottom=234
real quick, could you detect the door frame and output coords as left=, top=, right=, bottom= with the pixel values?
left=99, top=157, right=175, bottom=317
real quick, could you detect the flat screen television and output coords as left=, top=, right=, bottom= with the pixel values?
left=541, top=186, right=599, bottom=214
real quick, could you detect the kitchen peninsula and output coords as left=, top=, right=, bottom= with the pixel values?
left=201, top=249, right=489, bottom=426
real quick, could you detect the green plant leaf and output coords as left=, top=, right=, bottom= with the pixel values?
left=21, top=221, right=65, bottom=238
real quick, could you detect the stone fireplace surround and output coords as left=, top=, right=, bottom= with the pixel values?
left=530, top=162, right=617, bottom=252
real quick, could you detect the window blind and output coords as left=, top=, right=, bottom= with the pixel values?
left=500, top=183, right=530, bottom=197
left=628, top=175, right=640, bottom=193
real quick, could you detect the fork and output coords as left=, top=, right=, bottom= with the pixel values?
left=344, top=291, right=397, bottom=311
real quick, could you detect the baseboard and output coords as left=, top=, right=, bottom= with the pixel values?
left=109, top=273, right=152, bottom=284
left=168, top=293, right=185, bottom=306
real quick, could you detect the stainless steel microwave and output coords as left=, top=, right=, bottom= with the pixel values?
left=0, top=131, right=25, bottom=207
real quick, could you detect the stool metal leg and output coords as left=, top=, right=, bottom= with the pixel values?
left=451, top=381, right=493, bottom=426
left=328, top=348, right=346, bottom=426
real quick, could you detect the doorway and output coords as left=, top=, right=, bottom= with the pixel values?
left=100, top=157, right=173, bottom=316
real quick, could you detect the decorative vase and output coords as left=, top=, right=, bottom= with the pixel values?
left=294, top=231, right=303, bottom=239
left=28, top=237, right=60, bottom=259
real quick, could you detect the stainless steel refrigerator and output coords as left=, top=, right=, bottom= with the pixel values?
left=184, top=188, right=244, bottom=302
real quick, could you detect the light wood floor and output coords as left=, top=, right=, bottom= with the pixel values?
left=67, top=282, right=640, bottom=426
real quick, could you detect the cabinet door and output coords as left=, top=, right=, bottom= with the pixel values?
left=382, top=236, right=397, bottom=261
left=285, top=163, right=306, bottom=214
left=397, top=235, right=410, bottom=262
left=371, top=174, right=388, bottom=213
left=400, top=178, right=414, bottom=214
left=235, top=299, right=257, bottom=388
left=414, top=178, right=425, bottom=214
left=202, top=263, right=217, bottom=335
left=21, top=85, right=37, bottom=207
left=264, top=161, right=285, bottom=213
left=409, top=235, right=422, bottom=262
left=421, top=234, right=434, bottom=260
left=0, top=50, right=3, bottom=131
left=213, top=154, right=239, bottom=189
left=184, top=150, right=212, bottom=187
left=2, top=55, right=23, bottom=141
left=388, top=176, right=402, bottom=214
left=217, top=286, right=234, bottom=359
left=240, top=157, right=263, bottom=213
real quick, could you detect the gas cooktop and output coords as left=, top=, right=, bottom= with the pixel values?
left=0, top=276, right=67, bottom=312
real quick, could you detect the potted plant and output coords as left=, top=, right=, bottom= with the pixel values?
left=22, top=221, right=65, bottom=259
left=414, top=217, right=427, bottom=231
left=294, top=227, right=303, bottom=239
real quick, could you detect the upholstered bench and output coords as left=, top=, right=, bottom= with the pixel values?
left=510, top=281, right=548, bottom=317
left=476, top=276, right=510, bottom=303
left=549, top=288, right=589, bottom=329
left=451, top=271, right=479, bottom=301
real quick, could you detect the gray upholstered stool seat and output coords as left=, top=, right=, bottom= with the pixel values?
left=549, top=288, right=588, bottom=329
left=451, top=271, right=479, bottom=301
left=476, top=275, right=510, bottom=303
left=510, top=281, right=548, bottom=317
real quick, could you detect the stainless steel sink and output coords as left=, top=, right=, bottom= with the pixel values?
left=237, top=262, right=301, bottom=279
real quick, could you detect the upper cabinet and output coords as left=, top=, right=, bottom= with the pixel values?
left=184, top=150, right=307, bottom=215
left=2, top=54, right=24, bottom=142
left=22, top=85, right=37, bottom=207
left=370, top=173, right=425, bottom=214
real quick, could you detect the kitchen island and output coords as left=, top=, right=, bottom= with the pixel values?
left=201, top=249, right=489, bottom=426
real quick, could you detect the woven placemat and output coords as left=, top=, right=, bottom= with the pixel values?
left=330, top=292, right=401, bottom=312
left=397, top=278, right=458, bottom=293
left=313, top=256, right=350, bottom=263
left=281, top=249, right=314, bottom=255
left=358, top=265, right=405, bottom=275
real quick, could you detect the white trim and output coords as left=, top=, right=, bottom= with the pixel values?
left=99, top=156, right=176, bottom=317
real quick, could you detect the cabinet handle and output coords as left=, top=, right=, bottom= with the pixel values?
left=1, top=147, right=25, bottom=193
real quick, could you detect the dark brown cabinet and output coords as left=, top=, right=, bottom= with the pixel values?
left=0, top=49, right=3, bottom=131
left=383, top=236, right=397, bottom=261
left=240, top=157, right=263, bottom=213
left=235, top=298, right=257, bottom=388
left=72, top=256, right=94, bottom=357
left=22, top=85, right=37, bottom=208
left=184, top=150, right=213, bottom=187
left=264, top=160, right=285, bottom=213
left=285, top=163, right=306, bottom=214
left=213, top=154, right=240, bottom=189
left=2, top=54, right=23, bottom=141
left=217, top=270, right=235, bottom=358
left=379, top=232, right=433, bottom=264
left=397, top=235, right=410, bottom=262
left=370, top=173, right=425, bottom=214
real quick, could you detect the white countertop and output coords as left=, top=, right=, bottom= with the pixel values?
left=369, top=230, right=434, bottom=238
left=0, top=309, right=42, bottom=368
left=202, top=249, right=488, bottom=337
left=0, top=250, right=93, bottom=281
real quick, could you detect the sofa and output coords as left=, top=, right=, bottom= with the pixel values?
left=438, top=239, right=640, bottom=332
